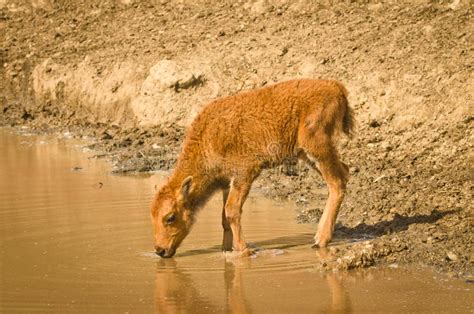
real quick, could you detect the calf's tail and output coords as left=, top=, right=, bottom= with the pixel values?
left=340, top=87, right=355, bottom=138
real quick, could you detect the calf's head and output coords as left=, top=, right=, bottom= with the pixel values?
left=150, top=176, right=194, bottom=258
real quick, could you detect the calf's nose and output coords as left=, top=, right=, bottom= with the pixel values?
left=155, top=246, right=166, bottom=257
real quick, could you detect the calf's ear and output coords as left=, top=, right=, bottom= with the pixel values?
left=180, top=176, right=193, bottom=198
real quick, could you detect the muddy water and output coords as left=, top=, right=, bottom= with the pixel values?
left=0, top=128, right=472, bottom=313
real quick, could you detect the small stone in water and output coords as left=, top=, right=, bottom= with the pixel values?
left=272, top=249, right=285, bottom=256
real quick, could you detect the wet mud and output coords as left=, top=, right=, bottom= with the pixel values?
left=1, top=129, right=473, bottom=312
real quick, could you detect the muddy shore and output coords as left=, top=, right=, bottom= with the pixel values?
left=1, top=0, right=472, bottom=278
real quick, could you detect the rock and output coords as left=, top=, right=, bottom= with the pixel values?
left=130, top=59, right=219, bottom=127
left=349, top=166, right=360, bottom=173
left=381, top=142, right=393, bottom=151
left=279, top=47, right=288, bottom=57
left=101, top=131, right=113, bottom=140
left=369, top=119, right=381, bottom=128
left=245, top=0, right=272, bottom=15
left=146, top=60, right=204, bottom=92
left=446, top=252, right=459, bottom=262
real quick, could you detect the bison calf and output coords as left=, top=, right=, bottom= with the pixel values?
left=151, top=79, right=354, bottom=258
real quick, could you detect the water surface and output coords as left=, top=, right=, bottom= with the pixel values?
left=0, top=128, right=472, bottom=312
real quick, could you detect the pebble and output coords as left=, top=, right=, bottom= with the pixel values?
left=446, top=252, right=458, bottom=262
left=349, top=166, right=360, bottom=173
left=278, top=47, right=288, bottom=56
left=381, top=142, right=392, bottom=151
left=369, top=119, right=381, bottom=128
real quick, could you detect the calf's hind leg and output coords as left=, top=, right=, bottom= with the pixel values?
left=302, top=144, right=348, bottom=248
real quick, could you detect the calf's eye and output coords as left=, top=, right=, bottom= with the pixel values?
left=165, top=214, right=176, bottom=225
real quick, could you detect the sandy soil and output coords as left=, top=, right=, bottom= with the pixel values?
left=1, top=0, right=472, bottom=278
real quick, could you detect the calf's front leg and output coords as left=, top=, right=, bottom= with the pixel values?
left=223, top=180, right=252, bottom=254
left=221, top=188, right=233, bottom=252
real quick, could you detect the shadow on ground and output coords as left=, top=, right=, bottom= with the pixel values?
left=335, top=209, right=457, bottom=239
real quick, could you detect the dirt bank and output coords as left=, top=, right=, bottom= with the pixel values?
left=1, top=0, right=472, bottom=278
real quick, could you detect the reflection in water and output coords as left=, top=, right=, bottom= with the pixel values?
left=224, top=259, right=252, bottom=314
left=154, top=255, right=354, bottom=314
left=325, top=273, right=352, bottom=313
left=154, top=259, right=219, bottom=314
left=153, top=259, right=248, bottom=313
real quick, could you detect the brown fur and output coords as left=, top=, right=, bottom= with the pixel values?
left=151, top=79, right=354, bottom=257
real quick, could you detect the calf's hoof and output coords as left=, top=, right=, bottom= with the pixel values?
left=312, top=236, right=330, bottom=248
left=222, top=243, right=233, bottom=252
left=223, top=247, right=256, bottom=259
left=239, top=247, right=256, bottom=257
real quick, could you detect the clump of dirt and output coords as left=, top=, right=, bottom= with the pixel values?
left=1, top=0, right=472, bottom=278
